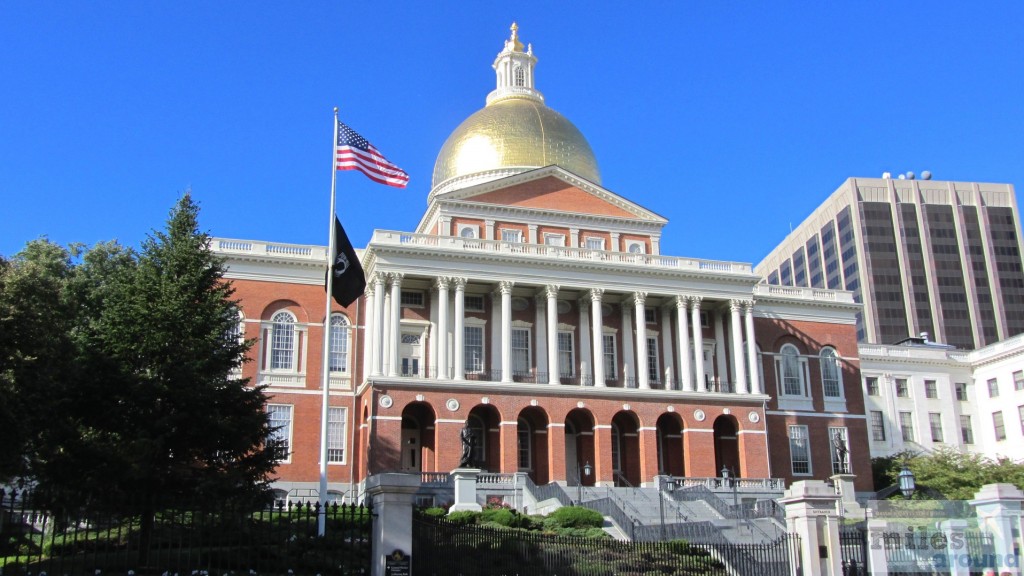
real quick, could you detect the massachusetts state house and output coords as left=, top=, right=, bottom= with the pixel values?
left=213, top=24, right=871, bottom=503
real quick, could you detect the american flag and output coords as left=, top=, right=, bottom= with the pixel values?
left=336, top=121, right=409, bottom=188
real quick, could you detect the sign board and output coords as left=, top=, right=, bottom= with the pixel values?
left=386, top=549, right=411, bottom=576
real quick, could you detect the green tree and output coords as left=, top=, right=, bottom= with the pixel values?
left=873, top=448, right=1024, bottom=500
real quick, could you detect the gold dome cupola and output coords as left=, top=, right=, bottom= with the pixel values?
left=430, top=23, right=601, bottom=199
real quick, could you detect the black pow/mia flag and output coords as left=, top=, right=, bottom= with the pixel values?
left=326, top=216, right=366, bottom=307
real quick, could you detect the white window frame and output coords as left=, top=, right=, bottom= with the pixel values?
left=960, top=415, right=974, bottom=444
left=865, top=376, right=880, bottom=396
left=1015, top=371, right=1024, bottom=391
left=267, top=404, right=293, bottom=463
left=924, top=380, right=938, bottom=399
left=557, top=330, right=575, bottom=378
left=870, top=411, right=886, bottom=441
left=501, top=229, right=522, bottom=243
left=788, top=425, right=811, bottom=475
left=899, top=411, right=915, bottom=442
left=602, top=332, right=617, bottom=382
left=584, top=237, right=605, bottom=250
left=544, top=233, right=566, bottom=247
left=327, top=407, right=347, bottom=464
left=828, top=426, right=850, bottom=474
left=775, top=344, right=812, bottom=411
left=511, top=327, right=531, bottom=377
left=400, top=290, right=424, bottom=308
left=464, top=323, right=485, bottom=374
left=646, top=336, right=660, bottom=385
left=955, top=382, right=968, bottom=401
left=329, top=314, right=350, bottom=374
left=988, top=378, right=999, bottom=398
left=993, top=411, right=1006, bottom=441
left=928, top=412, right=944, bottom=443
left=464, top=295, right=485, bottom=312
left=626, top=240, right=646, bottom=254
left=895, top=378, right=910, bottom=398
left=819, top=347, right=843, bottom=398
left=269, top=311, right=298, bottom=371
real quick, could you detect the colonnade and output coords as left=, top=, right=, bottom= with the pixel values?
left=363, top=272, right=763, bottom=395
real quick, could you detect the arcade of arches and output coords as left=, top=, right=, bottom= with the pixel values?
left=363, top=389, right=768, bottom=487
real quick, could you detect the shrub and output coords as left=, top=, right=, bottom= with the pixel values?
left=446, top=510, right=479, bottom=525
left=547, top=506, right=604, bottom=529
left=421, top=506, right=448, bottom=518
left=480, top=507, right=515, bottom=526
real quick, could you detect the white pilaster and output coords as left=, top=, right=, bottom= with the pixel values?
left=676, top=296, right=692, bottom=392
left=436, top=277, right=450, bottom=380
left=690, top=297, right=705, bottom=391
left=528, top=224, right=538, bottom=244
left=730, top=300, right=748, bottom=394
left=374, top=273, right=387, bottom=376
left=590, top=289, right=606, bottom=387
left=633, top=292, right=649, bottom=390
left=499, top=281, right=514, bottom=383
left=453, top=278, right=466, bottom=380
left=363, top=281, right=376, bottom=380
left=484, top=219, right=495, bottom=240
left=744, top=301, right=761, bottom=395
left=534, top=293, right=547, bottom=380
left=546, top=285, right=559, bottom=384
left=490, top=288, right=501, bottom=378
left=387, top=273, right=403, bottom=377
left=660, top=305, right=675, bottom=390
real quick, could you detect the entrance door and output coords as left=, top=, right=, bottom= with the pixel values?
left=401, top=428, right=421, bottom=471
left=401, top=332, right=423, bottom=376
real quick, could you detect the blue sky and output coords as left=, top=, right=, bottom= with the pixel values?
left=3, top=2, right=1022, bottom=264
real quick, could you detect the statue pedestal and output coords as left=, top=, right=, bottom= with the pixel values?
left=449, top=468, right=483, bottom=513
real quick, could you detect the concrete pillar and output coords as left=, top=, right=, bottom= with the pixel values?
left=590, top=289, right=606, bottom=387
left=745, top=301, right=761, bottom=394
left=971, top=483, right=1024, bottom=575
left=578, top=296, right=592, bottom=385
left=676, top=296, right=693, bottom=392
left=436, top=277, right=450, bottom=379
left=387, top=273, right=403, bottom=377
left=622, top=302, right=635, bottom=387
left=713, top=309, right=727, bottom=391
left=866, top=519, right=890, bottom=576
left=690, top=297, right=705, bottom=391
left=730, top=300, right=748, bottom=394
left=365, top=473, right=420, bottom=576
left=363, top=281, right=376, bottom=380
left=939, top=519, right=970, bottom=576
left=660, top=305, right=675, bottom=389
left=372, top=273, right=386, bottom=376
left=779, top=480, right=843, bottom=576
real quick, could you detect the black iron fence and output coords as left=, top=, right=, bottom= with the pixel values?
left=0, top=489, right=372, bottom=576
left=412, top=512, right=799, bottom=576
left=840, top=528, right=869, bottom=576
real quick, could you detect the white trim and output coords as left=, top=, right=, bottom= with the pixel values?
left=436, top=418, right=468, bottom=424
left=371, top=415, right=403, bottom=421
left=766, top=410, right=867, bottom=419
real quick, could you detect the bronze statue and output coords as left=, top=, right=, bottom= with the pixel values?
left=832, top=431, right=849, bottom=472
left=459, top=423, right=474, bottom=467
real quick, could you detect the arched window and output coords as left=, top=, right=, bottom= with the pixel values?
left=329, top=314, right=350, bottom=373
left=820, top=347, right=842, bottom=398
left=610, top=423, right=622, bottom=473
left=517, top=418, right=531, bottom=471
left=778, top=344, right=805, bottom=396
left=270, top=311, right=296, bottom=370
left=514, top=65, right=525, bottom=87
left=226, top=308, right=245, bottom=344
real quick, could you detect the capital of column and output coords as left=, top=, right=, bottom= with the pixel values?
left=588, top=288, right=605, bottom=303
left=371, top=271, right=388, bottom=286
left=452, top=277, right=468, bottom=292
left=495, top=280, right=515, bottom=295
left=577, top=295, right=591, bottom=311
left=689, top=295, right=703, bottom=310
left=435, top=276, right=451, bottom=291
left=388, top=272, right=405, bottom=286
left=674, top=295, right=689, bottom=310
left=544, top=284, right=560, bottom=299
left=743, top=299, right=756, bottom=313
left=629, top=291, right=648, bottom=307
left=729, top=299, right=745, bottom=313
left=365, top=281, right=376, bottom=297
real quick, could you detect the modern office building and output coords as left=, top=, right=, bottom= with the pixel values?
left=756, top=176, right=1024, bottom=349
left=212, top=25, right=873, bottom=501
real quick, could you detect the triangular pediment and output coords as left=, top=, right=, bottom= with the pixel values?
left=432, top=166, right=667, bottom=223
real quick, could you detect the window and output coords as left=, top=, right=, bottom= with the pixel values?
left=955, top=382, right=968, bottom=401
left=895, top=379, right=909, bottom=398
left=511, top=328, right=530, bottom=376
left=501, top=229, right=522, bottom=243
left=558, top=331, right=575, bottom=377
left=923, top=380, right=937, bottom=399
left=993, top=411, right=1006, bottom=441
left=988, top=378, right=999, bottom=398
left=626, top=241, right=645, bottom=254
left=517, top=418, right=531, bottom=470
left=646, top=337, right=660, bottom=384
left=1015, top=371, right=1024, bottom=391
left=584, top=237, right=604, bottom=250
left=464, top=326, right=484, bottom=373
left=610, top=424, right=622, bottom=473
left=870, top=411, right=886, bottom=441
left=227, top=310, right=245, bottom=344
left=464, top=295, right=485, bottom=312
left=899, top=411, right=915, bottom=442
left=929, top=413, right=944, bottom=443
left=700, top=312, right=710, bottom=328
left=459, top=225, right=478, bottom=239
left=400, top=291, right=424, bottom=307
left=1019, top=405, right=1024, bottom=435
left=270, top=311, right=296, bottom=370
left=788, top=425, right=811, bottom=475
left=329, top=315, right=350, bottom=373
left=327, top=407, right=347, bottom=463
left=468, top=415, right=486, bottom=464
left=820, top=348, right=842, bottom=398
left=866, top=376, right=880, bottom=396
left=960, top=415, right=974, bottom=444
left=602, top=334, right=617, bottom=380
left=829, top=427, right=850, bottom=474
left=513, top=65, right=524, bottom=87
left=778, top=344, right=806, bottom=396
left=544, top=234, right=566, bottom=247
left=644, top=308, right=656, bottom=323
left=267, top=404, right=293, bottom=461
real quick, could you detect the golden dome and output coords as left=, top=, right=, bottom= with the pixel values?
left=431, top=99, right=601, bottom=192
left=429, top=24, right=601, bottom=196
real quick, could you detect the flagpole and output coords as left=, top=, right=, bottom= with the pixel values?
left=318, top=107, right=341, bottom=537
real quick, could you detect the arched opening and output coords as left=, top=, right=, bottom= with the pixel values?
left=611, top=411, right=641, bottom=486
left=656, top=413, right=685, bottom=477
left=517, top=406, right=549, bottom=484
left=400, top=402, right=436, bottom=472
left=467, top=404, right=501, bottom=471
left=713, top=415, right=741, bottom=477
left=564, top=409, right=595, bottom=486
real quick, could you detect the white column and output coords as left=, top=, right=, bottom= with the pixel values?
left=578, top=296, right=592, bottom=386
left=690, top=296, right=705, bottom=391
left=633, top=292, right=649, bottom=390
left=429, top=285, right=439, bottom=377
left=569, top=227, right=580, bottom=248
left=590, top=289, right=606, bottom=387
left=453, top=278, right=466, bottom=380
left=621, top=301, right=635, bottom=387
left=372, top=273, right=386, bottom=376
left=534, top=293, right=547, bottom=381
left=676, top=296, right=693, bottom=392
left=387, top=273, right=403, bottom=377
left=436, top=277, right=450, bottom=380
left=660, top=305, right=675, bottom=390
left=730, top=300, right=747, bottom=394
left=490, top=288, right=501, bottom=379
left=744, top=301, right=761, bottom=395
left=499, top=281, right=514, bottom=383
left=713, top=309, right=727, bottom=391
left=363, top=281, right=376, bottom=380
left=546, top=285, right=560, bottom=384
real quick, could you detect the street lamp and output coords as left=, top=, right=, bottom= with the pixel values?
left=897, top=464, right=916, bottom=500
left=721, top=465, right=739, bottom=522
left=576, top=460, right=592, bottom=504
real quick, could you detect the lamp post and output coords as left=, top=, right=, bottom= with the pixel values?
left=897, top=464, right=916, bottom=500
left=576, top=460, right=592, bottom=504
left=721, top=465, right=739, bottom=524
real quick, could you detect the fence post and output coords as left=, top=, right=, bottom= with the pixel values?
left=939, top=519, right=969, bottom=576
left=970, top=483, right=1024, bottom=576
left=866, top=519, right=890, bottom=576
left=779, top=480, right=843, bottom=576
left=365, top=472, right=421, bottom=576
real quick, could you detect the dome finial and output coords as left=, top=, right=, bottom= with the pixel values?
left=508, top=22, right=524, bottom=52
